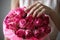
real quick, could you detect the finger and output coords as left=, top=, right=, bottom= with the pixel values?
left=37, top=8, right=45, bottom=17
left=38, top=2, right=51, bottom=10
left=25, top=2, right=39, bottom=12
left=5, top=37, right=10, bottom=40
left=33, top=6, right=43, bottom=17
left=27, top=3, right=41, bottom=17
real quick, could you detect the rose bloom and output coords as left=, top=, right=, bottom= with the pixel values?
left=3, top=8, right=51, bottom=40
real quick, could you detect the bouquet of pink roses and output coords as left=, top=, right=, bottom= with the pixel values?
left=3, top=8, right=51, bottom=40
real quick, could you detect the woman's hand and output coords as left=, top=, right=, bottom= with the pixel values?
left=25, top=2, right=60, bottom=31
left=25, top=2, right=45, bottom=17
left=25, top=2, right=54, bottom=17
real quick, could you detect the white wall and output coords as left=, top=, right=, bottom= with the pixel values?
left=0, top=0, right=10, bottom=40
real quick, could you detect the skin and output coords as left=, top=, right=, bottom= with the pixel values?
left=11, top=0, right=19, bottom=10
left=11, top=0, right=60, bottom=31
left=5, top=0, right=60, bottom=40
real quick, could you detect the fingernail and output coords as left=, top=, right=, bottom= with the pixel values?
left=36, top=3, right=40, bottom=6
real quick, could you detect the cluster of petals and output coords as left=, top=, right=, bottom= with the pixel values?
left=3, top=8, right=51, bottom=40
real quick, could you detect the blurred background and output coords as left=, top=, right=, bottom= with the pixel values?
left=0, top=0, right=60, bottom=40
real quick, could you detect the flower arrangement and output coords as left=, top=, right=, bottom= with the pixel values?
left=3, top=8, right=51, bottom=40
